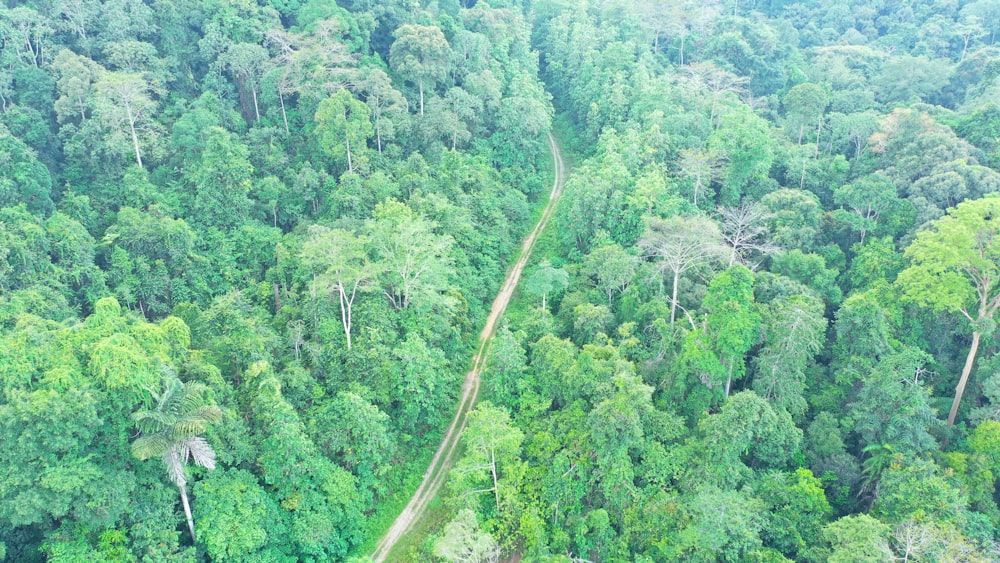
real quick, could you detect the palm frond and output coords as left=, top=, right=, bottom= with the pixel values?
left=178, top=384, right=210, bottom=413
left=132, top=410, right=174, bottom=433
left=159, top=377, right=184, bottom=410
left=131, top=434, right=171, bottom=460
left=164, top=447, right=187, bottom=488
left=183, top=437, right=217, bottom=470
left=171, top=419, right=208, bottom=438
left=192, top=405, right=223, bottom=424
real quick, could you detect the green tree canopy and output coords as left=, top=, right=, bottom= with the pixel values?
left=897, top=195, right=1000, bottom=427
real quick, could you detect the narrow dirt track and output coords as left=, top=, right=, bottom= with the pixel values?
left=370, top=133, right=567, bottom=563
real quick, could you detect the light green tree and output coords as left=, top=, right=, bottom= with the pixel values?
left=93, top=70, right=158, bottom=168
left=523, top=259, right=569, bottom=312
left=366, top=200, right=455, bottom=312
left=677, top=147, right=724, bottom=208
left=192, top=468, right=279, bottom=561
left=702, top=265, right=760, bottom=398
left=583, top=244, right=639, bottom=306
left=433, top=509, right=500, bottom=563
left=300, top=225, right=374, bottom=350
left=358, top=66, right=408, bottom=154
left=783, top=83, right=828, bottom=145
left=451, top=402, right=524, bottom=515
left=824, top=514, right=892, bottom=563
left=52, top=48, right=102, bottom=123
left=753, top=293, right=826, bottom=416
left=897, top=195, right=1000, bottom=427
left=833, top=174, right=910, bottom=243
left=640, top=215, right=725, bottom=328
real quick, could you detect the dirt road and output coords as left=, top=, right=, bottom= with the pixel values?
left=370, top=133, right=567, bottom=562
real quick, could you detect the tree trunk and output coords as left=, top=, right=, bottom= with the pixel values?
left=338, top=285, right=352, bottom=350
left=490, top=449, right=500, bottom=513
left=251, top=86, right=260, bottom=122
left=670, top=270, right=679, bottom=328
left=419, top=82, right=425, bottom=116
left=179, top=483, right=196, bottom=541
left=816, top=115, right=823, bottom=155
left=947, top=330, right=981, bottom=427
left=376, top=121, right=383, bottom=154
left=710, top=94, right=718, bottom=129
left=279, top=90, right=289, bottom=134
left=126, top=103, right=143, bottom=169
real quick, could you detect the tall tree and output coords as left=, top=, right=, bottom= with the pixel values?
left=314, top=89, right=373, bottom=174
left=523, top=259, right=569, bottom=312
left=782, top=83, right=828, bottom=146
left=190, top=127, right=254, bottom=230
left=389, top=24, right=451, bottom=116
left=0, top=124, right=53, bottom=214
left=702, top=265, right=760, bottom=398
left=824, top=515, right=892, bottom=563
left=640, top=215, right=724, bottom=327
left=222, top=43, right=268, bottom=123
left=300, top=225, right=374, bottom=350
left=366, top=200, right=455, bottom=312
left=677, top=148, right=724, bottom=208
left=833, top=174, right=910, bottom=243
left=451, top=402, right=524, bottom=515
left=53, top=0, right=101, bottom=53
left=433, top=509, right=500, bottom=563
left=897, top=196, right=1000, bottom=427
left=753, top=293, right=826, bottom=417
left=708, top=105, right=776, bottom=205
left=263, top=22, right=358, bottom=113
left=93, top=70, right=158, bottom=168
left=52, top=49, right=102, bottom=124
left=583, top=244, right=639, bottom=306
left=358, top=66, right=408, bottom=154
left=131, top=377, right=223, bottom=541
left=717, top=201, right=777, bottom=268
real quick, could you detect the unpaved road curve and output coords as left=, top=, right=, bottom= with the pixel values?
left=371, top=133, right=567, bottom=563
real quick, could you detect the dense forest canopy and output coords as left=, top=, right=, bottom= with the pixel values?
left=2, top=0, right=1000, bottom=561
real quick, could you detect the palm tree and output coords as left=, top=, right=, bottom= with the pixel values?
left=131, top=376, right=223, bottom=541
left=859, top=442, right=897, bottom=510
